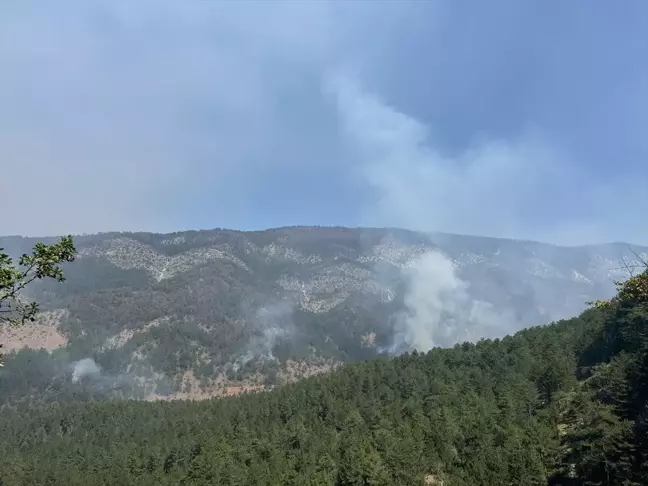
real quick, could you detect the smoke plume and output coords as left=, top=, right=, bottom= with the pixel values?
left=71, top=357, right=101, bottom=383
left=330, top=76, right=530, bottom=352
left=392, top=250, right=514, bottom=353
left=232, top=299, right=295, bottom=371
left=68, top=357, right=144, bottom=397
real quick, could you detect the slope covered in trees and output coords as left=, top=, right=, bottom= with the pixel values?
left=0, top=267, right=646, bottom=485
left=2, top=227, right=643, bottom=396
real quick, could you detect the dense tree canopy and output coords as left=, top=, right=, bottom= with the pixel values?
left=0, top=263, right=646, bottom=484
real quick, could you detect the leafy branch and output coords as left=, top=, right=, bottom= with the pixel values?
left=0, top=236, right=76, bottom=364
left=587, top=249, right=648, bottom=310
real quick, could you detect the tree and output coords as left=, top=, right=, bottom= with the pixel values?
left=589, top=253, right=648, bottom=311
left=0, top=235, right=76, bottom=364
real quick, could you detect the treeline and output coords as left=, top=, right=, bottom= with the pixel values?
left=0, top=270, right=646, bottom=485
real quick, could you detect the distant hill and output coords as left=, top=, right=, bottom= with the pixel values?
left=1, top=264, right=646, bottom=485
left=1, top=226, right=646, bottom=400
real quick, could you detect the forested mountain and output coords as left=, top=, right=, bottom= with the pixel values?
left=1, top=226, right=646, bottom=400
left=0, top=266, right=646, bottom=485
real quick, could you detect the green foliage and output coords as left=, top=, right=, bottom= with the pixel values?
left=0, top=306, right=602, bottom=485
left=0, top=234, right=646, bottom=484
left=0, top=236, right=76, bottom=364
left=588, top=264, right=648, bottom=310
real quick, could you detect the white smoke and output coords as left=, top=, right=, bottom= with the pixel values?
left=396, top=251, right=466, bottom=352
left=66, top=357, right=146, bottom=398
left=70, top=357, right=101, bottom=383
left=329, top=75, right=534, bottom=352
left=392, top=250, right=515, bottom=353
left=232, top=299, right=294, bottom=371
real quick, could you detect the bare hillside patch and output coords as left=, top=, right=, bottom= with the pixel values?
left=0, top=309, right=68, bottom=351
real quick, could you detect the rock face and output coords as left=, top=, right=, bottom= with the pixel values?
left=2, top=226, right=646, bottom=389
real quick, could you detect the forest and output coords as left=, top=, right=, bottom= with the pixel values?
left=1, top=227, right=635, bottom=395
left=0, top=262, right=646, bottom=485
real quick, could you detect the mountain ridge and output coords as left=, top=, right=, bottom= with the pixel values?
left=1, top=225, right=646, bottom=400
left=4, top=224, right=643, bottom=248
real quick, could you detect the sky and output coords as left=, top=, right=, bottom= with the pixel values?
left=1, top=0, right=646, bottom=245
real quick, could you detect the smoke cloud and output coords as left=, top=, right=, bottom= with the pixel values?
left=396, top=251, right=466, bottom=352
left=2, top=2, right=646, bottom=243
left=68, top=357, right=145, bottom=397
left=329, top=76, right=551, bottom=351
left=232, top=299, right=295, bottom=371
left=71, top=357, right=101, bottom=383
left=392, top=251, right=514, bottom=353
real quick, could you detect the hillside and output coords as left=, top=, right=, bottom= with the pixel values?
left=1, top=226, right=646, bottom=401
left=0, top=268, right=646, bottom=485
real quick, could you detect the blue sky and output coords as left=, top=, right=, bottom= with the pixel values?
left=1, top=0, right=646, bottom=245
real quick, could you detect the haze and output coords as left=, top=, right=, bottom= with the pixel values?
left=1, top=0, right=646, bottom=245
